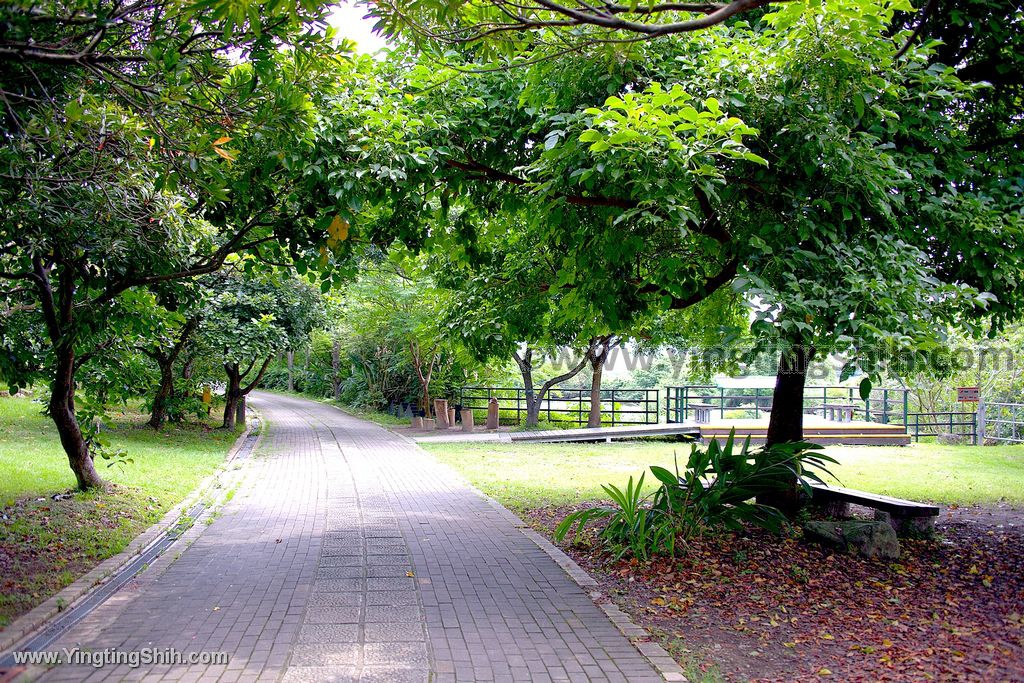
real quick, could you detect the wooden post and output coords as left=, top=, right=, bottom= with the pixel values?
left=462, top=409, right=475, bottom=432
left=447, top=407, right=456, bottom=428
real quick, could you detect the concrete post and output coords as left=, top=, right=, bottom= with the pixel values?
left=462, top=409, right=475, bottom=432
left=486, top=398, right=500, bottom=430
left=976, top=395, right=986, bottom=445
left=434, top=399, right=449, bottom=429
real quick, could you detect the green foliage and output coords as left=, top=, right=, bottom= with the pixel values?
left=555, top=431, right=838, bottom=559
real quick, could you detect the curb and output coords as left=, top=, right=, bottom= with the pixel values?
left=0, top=412, right=260, bottom=658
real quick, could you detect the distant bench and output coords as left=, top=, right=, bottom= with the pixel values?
left=689, top=402, right=715, bottom=424
left=822, top=404, right=858, bottom=422
left=809, top=483, right=940, bottom=535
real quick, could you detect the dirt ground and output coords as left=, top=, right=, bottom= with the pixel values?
left=525, top=504, right=1024, bottom=682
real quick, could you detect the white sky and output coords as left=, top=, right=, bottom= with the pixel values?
left=328, top=2, right=391, bottom=54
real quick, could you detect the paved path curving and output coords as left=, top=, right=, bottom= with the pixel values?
left=37, top=392, right=663, bottom=683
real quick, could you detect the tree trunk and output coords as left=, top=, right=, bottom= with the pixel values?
left=332, top=340, right=342, bottom=401
left=223, top=364, right=242, bottom=430
left=761, top=345, right=816, bottom=516
left=287, top=350, right=295, bottom=392
left=235, top=394, right=246, bottom=429
left=766, top=346, right=815, bottom=446
left=148, top=357, right=175, bottom=429
left=147, top=316, right=199, bottom=429
left=514, top=344, right=594, bottom=428
left=586, top=337, right=613, bottom=428
left=50, top=346, right=105, bottom=491
left=588, top=359, right=604, bottom=428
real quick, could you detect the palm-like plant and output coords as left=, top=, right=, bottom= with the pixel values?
left=555, top=430, right=838, bottom=559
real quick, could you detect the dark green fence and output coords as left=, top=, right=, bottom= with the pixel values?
left=458, top=386, right=659, bottom=427
left=665, top=385, right=910, bottom=425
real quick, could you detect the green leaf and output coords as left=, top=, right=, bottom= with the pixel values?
left=859, top=377, right=873, bottom=401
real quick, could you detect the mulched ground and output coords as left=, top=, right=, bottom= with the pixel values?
left=524, top=504, right=1024, bottom=682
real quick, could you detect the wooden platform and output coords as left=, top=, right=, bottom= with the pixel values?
left=412, top=418, right=911, bottom=446
left=509, top=422, right=700, bottom=444
left=699, top=421, right=911, bottom=446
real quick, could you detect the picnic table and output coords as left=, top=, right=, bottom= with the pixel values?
left=823, top=403, right=858, bottom=422
left=690, top=402, right=714, bottom=424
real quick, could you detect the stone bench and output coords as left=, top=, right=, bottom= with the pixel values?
left=809, top=482, right=940, bottom=535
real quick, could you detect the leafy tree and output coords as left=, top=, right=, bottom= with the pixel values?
left=199, top=270, right=324, bottom=429
left=0, top=2, right=351, bottom=489
left=139, top=306, right=203, bottom=430
left=560, top=0, right=1022, bottom=453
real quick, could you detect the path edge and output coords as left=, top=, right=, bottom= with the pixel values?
left=312, top=398, right=689, bottom=683
left=0, top=411, right=263, bottom=657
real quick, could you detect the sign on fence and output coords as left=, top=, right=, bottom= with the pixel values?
left=957, top=386, right=980, bottom=402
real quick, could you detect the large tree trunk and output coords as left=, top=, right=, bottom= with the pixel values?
left=148, top=358, right=175, bottom=429
left=761, top=345, right=816, bottom=516
left=235, top=395, right=247, bottom=429
left=51, top=346, right=105, bottom=491
left=766, top=346, right=815, bottom=446
left=223, top=363, right=242, bottom=430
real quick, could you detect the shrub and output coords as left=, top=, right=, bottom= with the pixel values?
left=554, top=430, right=837, bottom=559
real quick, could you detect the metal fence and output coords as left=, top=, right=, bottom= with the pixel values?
left=984, top=402, right=1024, bottom=444
left=665, top=385, right=910, bottom=425
left=459, top=386, right=659, bottom=427
left=906, top=411, right=977, bottom=443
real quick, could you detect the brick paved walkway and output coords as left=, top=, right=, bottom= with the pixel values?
left=38, top=392, right=663, bottom=682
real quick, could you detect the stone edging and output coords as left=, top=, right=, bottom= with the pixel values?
left=0, top=411, right=262, bottom=657
left=385, top=423, right=689, bottom=683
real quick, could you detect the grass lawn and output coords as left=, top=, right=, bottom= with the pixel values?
left=0, top=394, right=236, bottom=628
left=425, top=439, right=1024, bottom=510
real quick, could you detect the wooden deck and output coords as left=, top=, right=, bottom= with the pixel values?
left=412, top=416, right=911, bottom=446
left=509, top=422, right=700, bottom=443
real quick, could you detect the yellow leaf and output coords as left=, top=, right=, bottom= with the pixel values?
left=213, top=136, right=232, bottom=146
left=817, top=668, right=832, bottom=676
left=328, top=215, right=350, bottom=241
left=213, top=146, right=238, bottom=162
left=820, top=633, right=834, bottom=640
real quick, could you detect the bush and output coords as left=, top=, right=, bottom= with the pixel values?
left=554, top=431, right=837, bottom=559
